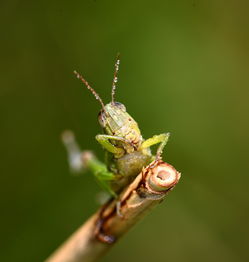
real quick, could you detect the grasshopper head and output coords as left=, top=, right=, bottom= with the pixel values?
left=98, top=102, right=127, bottom=131
left=98, top=102, right=142, bottom=146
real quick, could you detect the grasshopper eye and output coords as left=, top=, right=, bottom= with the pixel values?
left=98, top=110, right=106, bottom=127
left=114, top=102, right=126, bottom=112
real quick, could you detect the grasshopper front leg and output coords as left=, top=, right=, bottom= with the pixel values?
left=96, top=134, right=131, bottom=157
left=140, top=133, right=170, bottom=159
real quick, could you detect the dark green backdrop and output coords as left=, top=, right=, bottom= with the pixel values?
left=1, top=0, right=249, bottom=261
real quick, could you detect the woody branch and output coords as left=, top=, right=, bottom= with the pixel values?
left=46, top=153, right=180, bottom=262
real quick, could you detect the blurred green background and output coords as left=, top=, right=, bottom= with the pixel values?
left=1, top=0, right=249, bottom=261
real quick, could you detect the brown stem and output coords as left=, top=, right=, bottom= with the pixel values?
left=46, top=160, right=181, bottom=262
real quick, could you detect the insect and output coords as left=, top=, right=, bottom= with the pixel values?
left=72, top=54, right=170, bottom=197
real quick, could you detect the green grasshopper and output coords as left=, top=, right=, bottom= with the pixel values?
left=70, top=55, right=169, bottom=197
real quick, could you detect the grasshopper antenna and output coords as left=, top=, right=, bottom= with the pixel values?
left=74, top=70, right=106, bottom=112
left=111, top=53, right=120, bottom=104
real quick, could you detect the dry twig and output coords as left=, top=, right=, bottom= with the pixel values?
left=46, top=158, right=180, bottom=262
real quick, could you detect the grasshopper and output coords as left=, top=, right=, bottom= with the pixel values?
left=69, top=54, right=169, bottom=197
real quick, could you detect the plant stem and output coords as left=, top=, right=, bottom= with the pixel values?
left=46, top=159, right=180, bottom=262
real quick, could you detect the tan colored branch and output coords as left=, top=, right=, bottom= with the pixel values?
left=46, top=159, right=181, bottom=262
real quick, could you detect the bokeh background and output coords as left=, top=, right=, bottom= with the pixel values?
left=1, top=0, right=249, bottom=261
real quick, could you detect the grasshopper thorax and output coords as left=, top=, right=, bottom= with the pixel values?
left=98, top=102, right=143, bottom=149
